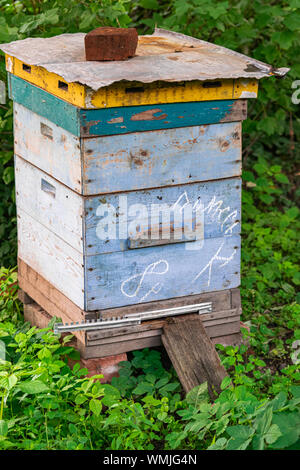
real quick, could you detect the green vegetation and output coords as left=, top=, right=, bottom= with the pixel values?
left=0, top=0, right=299, bottom=450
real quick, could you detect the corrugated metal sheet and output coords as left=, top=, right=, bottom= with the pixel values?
left=0, top=28, right=289, bottom=90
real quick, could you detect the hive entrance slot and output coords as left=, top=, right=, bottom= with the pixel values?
left=202, top=81, right=222, bottom=88
left=58, top=80, right=68, bottom=91
left=125, top=86, right=145, bottom=94
left=22, top=63, right=31, bottom=73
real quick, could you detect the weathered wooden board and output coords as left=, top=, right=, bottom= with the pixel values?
left=16, top=156, right=241, bottom=255
left=19, top=298, right=241, bottom=358
left=100, top=288, right=233, bottom=320
left=6, top=57, right=258, bottom=108
left=19, top=255, right=240, bottom=321
left=85, top=177, right=241, bottom=255
left=21, top=298, right=85, bottom=344
left=15, top=156, right=84, bottom=251
left=9, top=74, right=247, bottom=138
left=162, top=316, right=228, bottom=396
left=86, top=234, right=241, bottom=310
left=18, top=288, right=33, bottom=305
left=13, top=104, right=82, bottom=193
left=81, top=122, right=241, bottom=195
left=88, top=309, right=240, bottom=343
left=18, top=258, right=94, bottom=321
left=82, top=314, right=241, bottom=358
left=17, top=208, right=240, bottom=310
left=14, top=103, right=242, bottom=195
left=17, top=209, right=85, bottom=309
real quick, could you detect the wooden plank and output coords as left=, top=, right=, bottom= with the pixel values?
left=9, top=74, right=247, bottom=138
left=233, top=79, right=259, bottom=99
left=82, top=123, right=242, bottom=195
left=9, top=74, right=80, bottom=136
left=15, top=156, right=84, bottom=252
left=14, top=102, right=242, bottom=195
left=78, top=330, right=242, bottom=359
left=99, top=289, right=231, bottom=320
left=18, top=258, right=96, bottom=320
left=17, top=210, right=85, bottom=309
left=18, top=288, right=33, bottom=304
left=207, top=320, right=240, bottom=338
left=18, top=257, right=240, bottom=323
left=79, top=336, right=162, bottom=359
left=19, top=274, right=86, bottom=344
left=212, top=332, right=242, bottom=347
left=87, top=318, right=240, bottom=347
left=231, top=286, right=242, bottom=309
left=85, top=178, right=241, bottom=255
left=80, top=99, right=246, bottom=137
left=88, top=308, right=240, bottom=342
left=82, top=319, right=241, bottom=358
left=24, top=303, right=52, bottom=329
left=162, top=317, right=228, bottom=396
left=14, top=104, right=82, bottom=194
left=86, top=234, right=240, bottom=310
left=15, top=155, right=241, bottom=255
left=7, top=57, right=258, bottom=107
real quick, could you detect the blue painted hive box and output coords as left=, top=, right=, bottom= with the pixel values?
left=0, top=29, right=288, bottom=356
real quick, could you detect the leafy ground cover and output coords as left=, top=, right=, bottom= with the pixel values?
left=0, top=0, right=299, bottom=451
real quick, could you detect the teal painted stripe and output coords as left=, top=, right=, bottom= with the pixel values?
left=8, top=73, right=80, bottom=136
left=81, top=100, right=240, bottom=137
left=8, top=73, right=243, bottom=137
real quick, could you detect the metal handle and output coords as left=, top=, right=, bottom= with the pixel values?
left=40, top=122, right=53, bottom=139
left=41, top=178, right=56, bottom=198
left=128, top=233, right=197, bottom=249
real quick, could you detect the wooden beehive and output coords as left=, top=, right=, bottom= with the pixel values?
left=1, top=29, right=288, bottom=358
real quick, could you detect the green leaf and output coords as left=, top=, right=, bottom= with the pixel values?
left=275, top=173, right=289, bottom=184
left=226, top=436, right=252, bottom=450
left=0, top=420, right=8, bottom=437
left=226, top=425, right=254, bottom=440
left=7, top=374, right=17, bottom=389
left=265, top=424, right=282, bottom=444
left=291, top=386, right=300, bottom=399
left=186, top=382, right=209, bottom=406
left=89, top=398, right=102, bottom=417
left=101, top=384, right=120, bottom=407
left=220, top=376, right=232, bottom=390
left=284, top=13, right=300, bottom=31
left=255, top=407, right=273, bottom=436
left=271, top=412, right=300, bottom=449
left=139, top=0, right=159, bottom=9
left=132, top=382, right=154, bottom=395
left=18, top=380, right=49, bottom=395
left=208, top=437, right=227, bottom=450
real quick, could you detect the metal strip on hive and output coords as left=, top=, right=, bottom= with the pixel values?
left=53, top=301, right=212, bottom=334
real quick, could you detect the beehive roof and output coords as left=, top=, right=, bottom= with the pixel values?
left=0, top=28, right=289, bottom=91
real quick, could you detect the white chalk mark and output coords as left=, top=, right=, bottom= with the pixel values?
left=140, top=282, right=162, bottom=302
left=204, top=196, right=230, bottom=221
left=221, top=210, right=238, bottom=231
left=224, top=221, right=239, bottom=235
left=192, top=242, right=237, bottom=287
left=121, top=259, right=169, bottom=300
left=171, top=192, right=190, bottom=213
